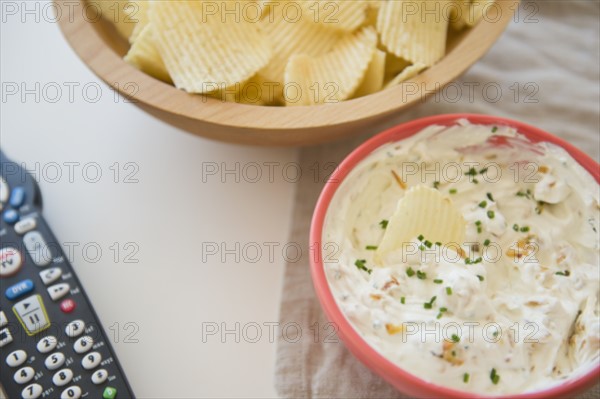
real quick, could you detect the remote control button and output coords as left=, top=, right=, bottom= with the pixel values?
left=60, top=298, right=76, bottom=313
left=6, top=349, right=27, bottom=367
left=60, top=386, right=81, bottom=399
left=0, top=247, right=23, bottom=277
left=23, top=231, right=52, bottom=267
left=13, top=295, right=50, bottom=335
left=37, top=336, right=58, bottom=353
left=0, top=176, right=8, bottom=203
left=39, top=267, right=62, bottom=285
left=45, top=351, right=65, bottom=370
left=81, top=352, right=102, bottom=370
left=9, top=186, right=26, bottom=208
left=91, top=369, right=108, bottom=385
left=74, top=336, right=93, bottom=354
left=21, top=383, right=43, bottom=399
left=14, top=366, right=35, bottom=384
left=48, top=283, right=70, bottom=301
left=53, top=368, right=73, bottom=387
left=14, top=217, right=37, bottom=234
left=0, top=310, right=7, bottom=326
left=5, top=279, right=35, bottom=300
left=3, top=208, right=19, bottom=224
left=0, top=327, right=13, bottom=347
left=65, top=320, right=85, bottom=337
left=102, top=386, right=117, bottom=399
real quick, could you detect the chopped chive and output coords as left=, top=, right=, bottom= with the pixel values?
left=473, top=178, right=479, bottom=184
left=435, top=241, right=442, bottom=247
left=419, top=244, right=426, bottom=251
left=449, top=189, right=457, bottom=194
left=491, top=126, right=498, bottom=133
left=516, top=191, right=526, bottom=197
left=424, top=295, right=437, bottom=309
left=406, top=267, right=415, bottom=277
left=479, top=167, right=488, bottom=175
left=436, top=312, right=443, bottom=319
left=555, top=270, right=570, bottom=276
left=478, top=201, right=487, bottom=208
left=463, top=373, right=470, bottom=383
left=354, top=259, right=372, bottom=274
left=483, top=239, right=491, bottom=246
left=418, top=234, right=425, bottom=241
left=451, top=334, right=460, bottom=343
left=366, top=245, right=378, bottom=250
left=520, top=226, right=530, bottom=233
left=379, top=219, right=389, bottom=229
left=487, top=192, right=494, bottom=202
left=513, top=224, right=519, bottom=232
left=433, top=279, right=443, bottom=284
left=424, top=240, right=433, bottom=248
left=400, top=297, right=406, bottom=304
left=433, top=181, right=440, bottom=189
left=424, top=303, right=432, bottom=309
left=416, top=270, right=427, bottom=280
left=439, top=307, right=448, bottom=312
left=475, top=220, right=482, bottom=226
left=477, top=226, right=483, bottom=234
left=477, top=275, right=485, bottom=282
left=465, top=167, right=477, bottom=176
left=490, top=368, right=500, bottom=385
left=446, top=287, right=453, bottom=295
left=487, top=210, right=495, bottom=219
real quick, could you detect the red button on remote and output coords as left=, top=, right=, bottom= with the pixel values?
left=60, top=299, right=76, bottom=313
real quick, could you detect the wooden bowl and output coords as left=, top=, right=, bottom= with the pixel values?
left=55, top=0, right=516, bottom=146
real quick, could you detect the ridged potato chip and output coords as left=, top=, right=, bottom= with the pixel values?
left=128, top=0, right=151, bottom=44
left=299, top=1, right=369, bottom=32
left=353, top=49, right=386, bottom=97
left=384, top=62, right=427, bottom=89
left=377, top=0, right=451, bottom=66
left=151, top=0, right=272, bottom=93
left=124, top=24, right=171, bottom=83
left=376, top=185, right=466, bottom=258
left=449, top=0, right=492, bottom=29
left=258, top=11, right=342, bottom=103
left=284, top=26, right=377, bottom=105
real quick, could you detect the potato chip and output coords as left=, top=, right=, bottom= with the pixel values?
left=298, top=1, right=369, bottom=32
left=257, top=11, right=342, bottom=102
left=128, top=0, right=151, bottom=44
left=384, top=63, right=427, bottom=89
left=150, top=0, right=272, bottom=93
left=377, top=0, right=451, bottom=66
left=353, top=49, right=386, bottom=98
left=209, top=74, right=272, bottom=105
left=284, top=26, right=377, bottom=105
left=376, top=185, right=466, bottom=258
left=90, top=0, right=138, bottom=39
left=124, top=24, right=171, bottom=83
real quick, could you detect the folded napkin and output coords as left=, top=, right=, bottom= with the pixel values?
left=275, top=1, right=600, bottom=398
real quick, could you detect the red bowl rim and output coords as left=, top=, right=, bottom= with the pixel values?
left=309, top=113, right=600, bottom=399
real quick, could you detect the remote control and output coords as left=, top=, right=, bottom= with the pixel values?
left=0, top=151, right=134, bottom=399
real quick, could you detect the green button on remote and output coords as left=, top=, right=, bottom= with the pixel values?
left=103, top=386, right=117, bottom=399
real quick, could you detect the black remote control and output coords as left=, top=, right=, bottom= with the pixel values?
left=0, top=151, right=134, bottom=399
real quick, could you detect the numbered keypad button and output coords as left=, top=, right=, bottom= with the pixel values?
left=81, top=352, right=101, bottom=370
left=65, top=320, right=85, bottom=337
left=21, top=383, right=43, bottom=399
left=37, top=336, right=57, bottom=353
left=60, top=386, right=81, bottom=399
left=45, top=351, right=65, bottom=370
left=14, top=366, right=34, bottom=384
left=53, top=368, right=73, bottom=387
left=91, top=368, right=108, bottom=385
left=73, top=336, right=93, bottom=354
left=6, top=349, right=27, bottom=367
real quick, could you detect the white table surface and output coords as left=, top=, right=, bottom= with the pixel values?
left=1, top=2, right=297, bottom=397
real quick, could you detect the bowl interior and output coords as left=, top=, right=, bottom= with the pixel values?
left=310, top=114, right=600, bottom=399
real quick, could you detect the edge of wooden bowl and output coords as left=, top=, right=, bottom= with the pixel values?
left=55, top=0, right=517, bottom=146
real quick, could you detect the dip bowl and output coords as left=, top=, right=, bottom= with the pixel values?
left=309, top=113, right=600, bottom=398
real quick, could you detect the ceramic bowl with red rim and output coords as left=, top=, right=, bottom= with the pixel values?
left=309, top=114, right=600, bottom=398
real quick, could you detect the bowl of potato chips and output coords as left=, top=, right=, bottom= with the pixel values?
left=56, top=0, right=515, bottom=146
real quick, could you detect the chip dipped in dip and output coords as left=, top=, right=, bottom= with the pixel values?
left=322, top=120, right=600, bottom=395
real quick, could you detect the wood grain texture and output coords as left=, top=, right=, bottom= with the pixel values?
left=55, top=0, right=517, bottom=146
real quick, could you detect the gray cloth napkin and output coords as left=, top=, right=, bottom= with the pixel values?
left=275, top=1, right=600, bottom=398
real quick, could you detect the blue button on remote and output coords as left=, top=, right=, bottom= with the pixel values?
left=5, top=279, right=35, bottom=300
left=3, top=209, right=19, bottom=224
left=9, top=186, right=25, bottom=208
